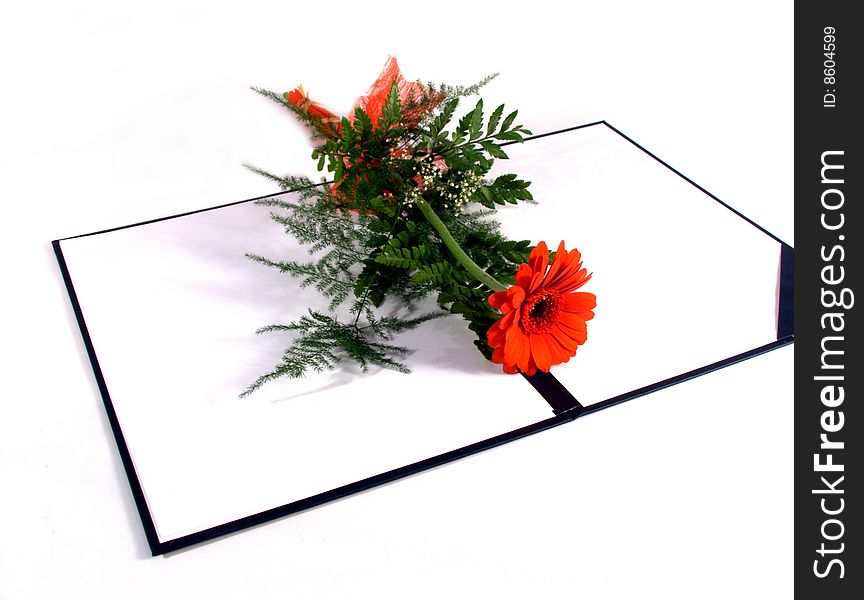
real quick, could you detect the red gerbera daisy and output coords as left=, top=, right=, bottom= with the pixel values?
left=486, top=241, right=596, bottom=375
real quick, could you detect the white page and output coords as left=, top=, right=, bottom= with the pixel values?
left=59, top=198, right=553, bottom=542
left=491, top=125, right=780, bottom=404
left=58, top=124, right=781, bottom=542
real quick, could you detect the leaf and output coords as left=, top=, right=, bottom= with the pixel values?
left=480, top=140, right=508, bottom=159
left=411, top=262, right=452, bottom=284
left=469, top=98, right=484, bottom=140
left=500, top=109, right=518, bottom=132
left=457, top=106, right=474, bottom=135
left=381, top=80, right=402, bottom=129
left=354, top=107, right=373, bottom=135
left=474, top=186, right=495, bottom=208
left=460, top=144, right=485, bottom=165
left=430, top=98, right=459, bottom=137
left=486, top=104, right=504, bottom=136
left=375, top=245, right=431, bottom=269
left=496, top=131, right=525, bottom=142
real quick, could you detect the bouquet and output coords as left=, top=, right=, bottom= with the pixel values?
left=243, top=58, right=595, bottom=395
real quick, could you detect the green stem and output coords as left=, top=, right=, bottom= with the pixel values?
left=414, top=197, right=508, bottom=292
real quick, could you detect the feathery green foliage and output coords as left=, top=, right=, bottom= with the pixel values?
left=244, top=68, right=537, bottom=393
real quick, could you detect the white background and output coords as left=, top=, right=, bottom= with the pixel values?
left=0, top=1, right=792, bottom=598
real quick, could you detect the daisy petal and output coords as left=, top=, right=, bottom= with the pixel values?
left=529, top=334, right=552, bottom=372
left=504, top=326, right=531, bottom=374
left=561, top=292, right=597, bottom=313
left=542, top=241, right=570, bottom=287
left=557, top=319, right=588, bottom=344
left=507, top=285, right=526, bottom=308
left=547, top=258, right=590, bottom=293
left=488, top=290, right=508, bottom=309
left=514, top=264, right=533, bottom=291
left=484, top=239, right=595, bottom=375
left=491, top=346, right=505, bottom=365
left=545, top=335, right=569, bottom=363
left=548, top=325, right=579, bottom=351
left=527, top=241, right=549, bottom=293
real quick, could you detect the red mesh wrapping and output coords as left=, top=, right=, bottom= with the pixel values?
left=284, top=58, right=447, bottom=211
left=351, top=57, right=444, bottom=129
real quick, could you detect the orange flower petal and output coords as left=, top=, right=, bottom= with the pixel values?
left=561, top=292, right=597, bottom=313
left=507, top=285, right=526, bottom=308
left=548, top=325, right=579, bottom=352
left=529, top=334, right=553, bottom=372
left=491, top=346, right=505, bottom=364
left=486, top=328, right=504, bottom=349
left=545, top=337, right=567, bottom=364
left=487, top=311, right=516, bottom=346
left=484, top=240, right=595, bottom=375
left=488, top=290, right=508, bottom=309
left=527, top=241, right=549, bottom=293
left=557, top=312, right=588, bottom=329
left=545, top=249, right=590, bottom=292
left=505, top=326, right=531, bottom=373
left=514, top=263, right=533, bottom=291
left=556, top=319, right=588, bottom=344
left=555, top=270, right=591, bottom=294
left=541, top=241, right=571, bottom=287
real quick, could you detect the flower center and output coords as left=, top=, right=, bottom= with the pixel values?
left=521, top=290, right=561, bottom=334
